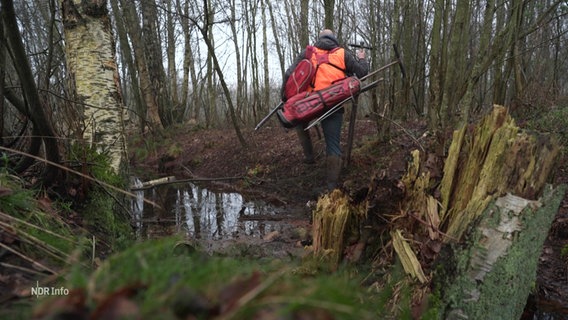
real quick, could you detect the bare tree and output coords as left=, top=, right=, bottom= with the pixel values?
left=1, top=0, right=61, bottom=183
left=117, top=0, right=160, bottom=131
left=189, top=0, right=246, bottom=146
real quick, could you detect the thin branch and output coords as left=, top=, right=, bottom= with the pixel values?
left=370, top=111, right=426, bottom=152
left=0, top=145, right=161, bottom=208
left=0, top=241, right=57, bottom=274
left=130, top=176, right=245, bottom=191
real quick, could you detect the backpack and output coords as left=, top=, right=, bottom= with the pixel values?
left=277, top=76, right=361, bottom=128
left=283, top=46, right=317, bottom=100
left=283, top=46, right=346, bottom=100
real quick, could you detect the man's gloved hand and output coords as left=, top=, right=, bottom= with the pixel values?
left=357, top=49, right=366, bottom=60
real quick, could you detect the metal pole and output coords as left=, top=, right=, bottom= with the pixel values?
left=254, top=101, right=284, bottom=131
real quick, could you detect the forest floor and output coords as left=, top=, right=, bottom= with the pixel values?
left=129, top=115, right=568, bottom=318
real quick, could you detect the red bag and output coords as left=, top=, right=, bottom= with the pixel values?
left=277, top=76, right=361, bottom=128
left=283, top=46, right=316, bottom=99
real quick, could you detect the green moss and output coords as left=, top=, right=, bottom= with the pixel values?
left=70, top=143, right=134, bottom=251
left=81, top=188, right=132, bottom=251
left=437, top=185, right=566, bottom=319
left=58, top=237, right=392, bottom=319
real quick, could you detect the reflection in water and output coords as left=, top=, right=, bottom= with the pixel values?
left=131, top=178, right=281, bottom=240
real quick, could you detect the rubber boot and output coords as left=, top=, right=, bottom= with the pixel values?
left=326, top=155, right=342, bottom=190
left=296, top=126, right=315, bottom=164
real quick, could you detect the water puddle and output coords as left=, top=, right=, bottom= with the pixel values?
left=130, top=178, right=290, bottom=241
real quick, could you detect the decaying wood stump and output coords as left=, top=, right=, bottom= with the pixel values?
left=312, top=189, right=366, bottom=267
left=311, top=105, right=565, bottom=318
left=439, top=105, right=560, bottom=241
left=403, top=105, right=564, bottom=318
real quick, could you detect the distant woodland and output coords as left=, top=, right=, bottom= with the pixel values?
left=1, top=0, right=567, bottom=177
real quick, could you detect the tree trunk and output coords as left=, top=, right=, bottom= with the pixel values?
left=109, top=0, right=142, bottom=131
left=267, top=1, right=285, bottom=79
left=261, top=0, right=270, bottom=118
left=61, top=0, right=127, bottom=172
left=440, top=0, right=470, bottom=129
left=140, top=0, right=172, bottom=127
left=180, top=0, right=200, bottom=121
left=299, top=0, right=309, bottom=47
left=323, top=0, right=335, bottom=30
left=228, top=0, right=244, bottom=122
left=2, top=0, right=61, bottom=183
left=118, top=0, right=159, bottom=130
left=166, top=0, right=178, bottom=113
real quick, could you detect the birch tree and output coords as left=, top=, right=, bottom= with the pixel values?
left=61, top=0, right=127, bottom=172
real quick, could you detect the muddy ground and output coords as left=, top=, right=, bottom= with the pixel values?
left=129, top=116, right=568, bottom=318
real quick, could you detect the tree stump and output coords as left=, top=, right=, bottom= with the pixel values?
left=429, top=105, right=563, bottom=318
left=310, top=105, right=564, bottom=318
left=311, top=189, right=365, bottom=268
left=378, top=105, right=563, bottom=318
left=439, top=105, right=560, bottom=241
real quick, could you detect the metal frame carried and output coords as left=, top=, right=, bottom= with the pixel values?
left=254, top=45, right=404, bottom=132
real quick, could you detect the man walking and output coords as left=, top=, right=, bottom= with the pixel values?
left=281, top=29, right=369, bottom=190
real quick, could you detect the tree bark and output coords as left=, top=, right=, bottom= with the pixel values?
left=1, top=0, right=61, bottom=183
left=438, top=188, right=565, bottom=319
left=323, top=0, right=335, bottom=30
left=140, top=0, right=173, bottom=127
left=118, top=0, right=159, bottom=130
left=440, top=0, right=470, bottom=129
left=299, top=0, right=309, bottom=48
left=61, top=0, right=127, bottom=172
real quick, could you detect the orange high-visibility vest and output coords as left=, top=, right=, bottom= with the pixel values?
left=309, top=47, right=346, bottom=92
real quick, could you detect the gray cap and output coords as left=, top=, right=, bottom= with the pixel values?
left=319, top=29, right=335, bottom=38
